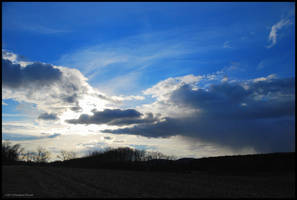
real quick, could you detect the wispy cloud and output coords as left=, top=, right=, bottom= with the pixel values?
left=223, top=41, right=232, bottom=49
left=25, top=25, right=70, bottom=34
left=257, top=60, right=265, bottom=70
left=58, top=32, right=190, bottom=79
left=2, top=113, right=28, bottom=117
left=2, top=132, right=61, bottom=141
left=8, top=23, right=70, bottom=35
left=57, top=28, right=225, bottom=95
left=267, top=18, right=291, bottom=48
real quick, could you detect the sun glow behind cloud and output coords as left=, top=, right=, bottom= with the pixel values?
left=2, top=2, right=295, bottom=160
left=2, top=46, right=295, bottom=158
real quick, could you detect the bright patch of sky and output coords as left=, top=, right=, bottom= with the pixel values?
left=2, top=2, right=295, bottom=160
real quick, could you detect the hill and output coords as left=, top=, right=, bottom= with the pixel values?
left=46, top=152, right=295, bottom=174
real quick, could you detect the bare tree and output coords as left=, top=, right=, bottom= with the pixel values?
left=35, top=146, right=51, bottom=163
left=57, top=150, right=77, bottom=161
left=21, top=151, right=38, bottom=162
left=2, top=141, right=24, bottom=162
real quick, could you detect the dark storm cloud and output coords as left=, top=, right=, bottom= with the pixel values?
left=108, top=112, right=157, bottom=126
left=38, top=113, right=59, bottom=120
left=66, top=109, right=157, bottom=126
left=170, top=78, right=294, bottom=120
left=249, top=77, right=294, bottom=95
left=2, top=59, right=62, bottom=89
left=70, top=106, right=83, bottom=112
left=102, top=77, right=295, bottom=153
left=62, top=94, right=78, bottom=103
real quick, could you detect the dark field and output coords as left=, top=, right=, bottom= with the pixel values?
left=2, top=165, right=295, bottom=198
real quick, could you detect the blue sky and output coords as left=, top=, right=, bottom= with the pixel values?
left=2, top=2, right=295, bottom=160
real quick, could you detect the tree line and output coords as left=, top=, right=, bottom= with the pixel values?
left=86, top=147, right=176, bottom=162
left=3, top=141, right=294, bottom=173
left=2, top=141, right=75, bottom=164
left=2, top=141, right=176, bottom=164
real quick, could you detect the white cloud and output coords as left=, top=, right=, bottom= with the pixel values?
left=143, top=74, right=203, bottom=101
left=94, top=71, right=143, bottom=96
left=223, top=41, right=232, bottom=48
left=267, top=18, right=291, bottom=48
left=221, top=76, right=228, bottom=83
left=111, top=95, right=145, bottom=101
left=24, top=25, right=70, bottom=34
left=2, top=62, right=89, bottom=115
left=257, top=60, right=265, bottom=70
left=2, top=51, right=150, bottom=138
left=57, top=31, right=190, bottom=82
left=56, top=28, right=225, bottom=97
left=3, top=48, right=294, bottom=159
left=2, top=100, right=8, bottom=106
left=2, top=49, right=32, bottom=67
left=139, top=73, right=228, bottom=118
left=252, top=74, right=277, bottom=83
left=226, top=62, right=241, bottom=71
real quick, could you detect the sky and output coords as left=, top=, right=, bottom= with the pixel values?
left=2, top=2, right=295, bottom=161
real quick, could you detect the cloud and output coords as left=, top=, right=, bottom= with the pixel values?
left=2, top=132, right=61, bottom=141
left=2, top=50, right=144, bottom=140
left=57, top=31, right=191, bottom=86
left=2, top=51, right=96, bottom=116
left=2, top=100, right=8, bottom=106
left=170, top=77, right=294, bottom=120
left=103, top=75, right=295, bottom=153
left=226, top=62, right=241, bottom=71
left=103, top=136, right=113, bottom=140
left=38, top=113, right=59, bottom=121
left=42, top=133, right=61, bottom=138
left=143, top=74, right=203, bottom=101
left=2, top=59, right=63, bottom=89
left=139, top=72, right=226, bottom=119
left=70, top=106, right=83, bottom=112
left=223, top=41, right=232, bottom=48
left=23, top=25, right=70, bottom=34
left=2, top=49, right=23, bottom=63
left=66, top=108, right=158, bottom=126
left=221, top=76, right=228, bottom=83
left=267, top=18, right=291, bottom=48
left=57, top=28, right=225, bottom=95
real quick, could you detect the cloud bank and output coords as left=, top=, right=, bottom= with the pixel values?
left=103, top=75, right=295, bottom=153
left=2, top=59, right=62, bottom=89
left=2, top=53, right=89, bottom=115
left=2, top=50, right=295, bottom=155
left=2, top=50, right=141, bottom=119
left=66, top=109, right=157, bottom=126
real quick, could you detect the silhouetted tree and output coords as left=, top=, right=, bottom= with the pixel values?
left=21, top=150, right=38, bottom=162
left=2, top=141, right=24, bottom=163
left=35, top=146, right=51, bottom=163
left=57, top=150, right=77, bottom=161
left=144, top=151, right=173, bottom=161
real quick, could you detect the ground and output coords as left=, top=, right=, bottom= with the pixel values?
left=2, top=165, right=295, bottom=198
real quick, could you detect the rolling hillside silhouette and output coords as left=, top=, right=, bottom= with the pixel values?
left=50, top=151, right=295, bottom=174
left=2, top=146, right=295, bottom=198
